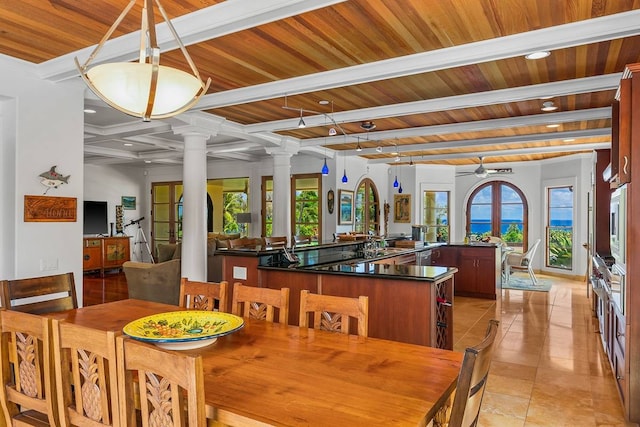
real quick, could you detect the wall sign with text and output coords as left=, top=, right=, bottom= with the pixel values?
left=24, top=195, right=77, bottom=222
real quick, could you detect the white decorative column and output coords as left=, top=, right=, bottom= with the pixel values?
left=173, top=120, right=217, bottom=282
left=266, top=138, right=299, bottom=244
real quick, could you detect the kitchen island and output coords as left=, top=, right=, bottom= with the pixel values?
left=217, top=241, right=456, bottom=349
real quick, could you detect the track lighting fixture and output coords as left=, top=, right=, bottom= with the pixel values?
left=298, top=109, right=306, bottom=128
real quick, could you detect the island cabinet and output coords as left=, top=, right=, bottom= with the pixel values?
left=430, top=244, right=501, bottom=299
left=259, top=266, right=455, bottom=349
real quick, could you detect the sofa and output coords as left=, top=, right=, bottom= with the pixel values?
left=122, top=233, right=240, bottom=305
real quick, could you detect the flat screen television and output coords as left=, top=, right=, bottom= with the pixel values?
left=84, top=201, right=109, bottom=235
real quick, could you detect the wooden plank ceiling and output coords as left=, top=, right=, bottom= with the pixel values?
left=1, top=0, right=639, bottom=167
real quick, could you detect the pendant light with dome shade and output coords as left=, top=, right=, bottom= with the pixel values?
left=75, top=0, right=210, bottom=122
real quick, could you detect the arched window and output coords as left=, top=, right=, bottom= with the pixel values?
left=354, top=178, right=380, bottom=235
left=466, top=181, right=528, bottom=251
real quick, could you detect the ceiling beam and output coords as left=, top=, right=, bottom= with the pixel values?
left=247, top=74, right=620, bottom=132
left=302, top=108, right=611, bottom=147
left=369, top=143, right=610, bottom=165
left=354, top=128, right=611, bottom=158
left=39, top=0, right=347, bottom=82
left=197, top=10, right=640, bottom=109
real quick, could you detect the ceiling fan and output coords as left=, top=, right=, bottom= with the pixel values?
left=456, top=156, right=513, bottom=178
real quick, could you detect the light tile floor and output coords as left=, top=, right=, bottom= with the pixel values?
left=453, top=273, right=637, bottom=427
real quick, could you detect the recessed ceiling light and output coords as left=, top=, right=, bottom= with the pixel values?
left=123, top=143, right=133, bottom=147
left=546, top=124, right=560, bottom=128
left=318, top=100, right=329, bottom=105
left=563, top=138, right=575, bottom=142
left=83, top=108, right=96, bottom=114
left=525, top=51, right=550, bottom=60
left=541, top=101, right=558, bottom=112
left=144, top=160, right=152, bottom=164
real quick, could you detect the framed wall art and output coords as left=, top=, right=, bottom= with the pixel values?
left=338, top=190, right=353, bottom=224
left=121, top=196, right=136, bottom=210
left=394, top=194, right=411, bottom=223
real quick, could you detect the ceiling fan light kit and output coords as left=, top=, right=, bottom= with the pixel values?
left=75, top=0, right=210, bottom=121
left=456, top=156, right=513, bottom=178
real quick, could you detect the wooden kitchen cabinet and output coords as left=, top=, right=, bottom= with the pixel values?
left=83, top=236, right=131, bottom=276
left=431, top=245, right=500, bottom=299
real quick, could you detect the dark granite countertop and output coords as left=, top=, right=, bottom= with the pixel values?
left=302, top=262, right=457, bottom=282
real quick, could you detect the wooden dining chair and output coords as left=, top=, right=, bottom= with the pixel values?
left=116, top=336, right=206, bottom=426
left=264, top=236, right=288, bottom=248
left=51, top=318, right=120, bottom=427
left=231, top=283, right=290, bottom=324
left=0, top=309, right=58, bottom=425
left=179, top=277, right=228, bottom=312
left=448, top=319, right=500, bottom=427
left=299, top=290, right=369, bottom=337
left=228, top=237, right=264, bottom=249
left=0, top=272, right=77, bottom=314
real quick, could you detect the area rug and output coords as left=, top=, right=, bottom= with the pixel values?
left=503, top=274, right=552, bottom=292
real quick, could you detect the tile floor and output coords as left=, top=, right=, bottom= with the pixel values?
left=452, top=273, right=636, bottom=427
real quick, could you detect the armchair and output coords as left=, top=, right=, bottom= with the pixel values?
left=122, top=259, right=181, bottom=305
left=504, top=239, right=541, bottom=285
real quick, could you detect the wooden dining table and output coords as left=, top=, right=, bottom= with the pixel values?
left=49, top=299, right=463, bottom=426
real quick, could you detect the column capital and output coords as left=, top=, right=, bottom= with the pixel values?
left=172, top=113, right=226, bottom=139
left=265, top=137, right=300, bottom=157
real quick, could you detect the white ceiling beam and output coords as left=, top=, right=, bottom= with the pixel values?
left=39, top=0, right=347, bottom=82
left=248, top=75, right=620, bottom=132
left=368, top=143, right=610, bottom=165
left=303, top=108, right=611, bottom=147
left=197, top=10, right=640, bottom=109
left=352, top=128, right=611, bottom=158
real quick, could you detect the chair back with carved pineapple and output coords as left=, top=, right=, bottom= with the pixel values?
left=448, top=319, right=500, bottom=427
left=179, top=278, right=228, bottom=312
left=116, top=336, right=206, bottom=426
left=231, top=283, right=289, bottom=324
left=0, top=272, right=77, bottom=313
left=299, top=290, right=368, bottom=337
left=52, top=318, right=120, bottom=427
left=0, top=309, right=58, bottom=425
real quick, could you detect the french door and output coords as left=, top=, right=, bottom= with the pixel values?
left=151, top=182, right=183, bottom=257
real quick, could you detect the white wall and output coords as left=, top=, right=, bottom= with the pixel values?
left=454, top=155, right=591, bottom=276
left=84, top=164, right=147, bottom=239
left=0, top=55, right=85, bottom=304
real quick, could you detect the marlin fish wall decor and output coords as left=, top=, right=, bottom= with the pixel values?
left=39, top=166, right=70, bottom=194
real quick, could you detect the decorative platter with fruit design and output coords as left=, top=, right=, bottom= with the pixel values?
left=123, top=310, right=244, bottom=350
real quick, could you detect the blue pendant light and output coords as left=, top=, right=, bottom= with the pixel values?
left=393, top=175, right=399, bottom=187
left=342, top=169, right=348, bottom=183
left=398, top=183, right=403, bottom=193
left=321, top=158, right=329, bottom=176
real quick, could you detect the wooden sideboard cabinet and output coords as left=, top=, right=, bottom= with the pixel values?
left=83, top=236, right=131, bottom=276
